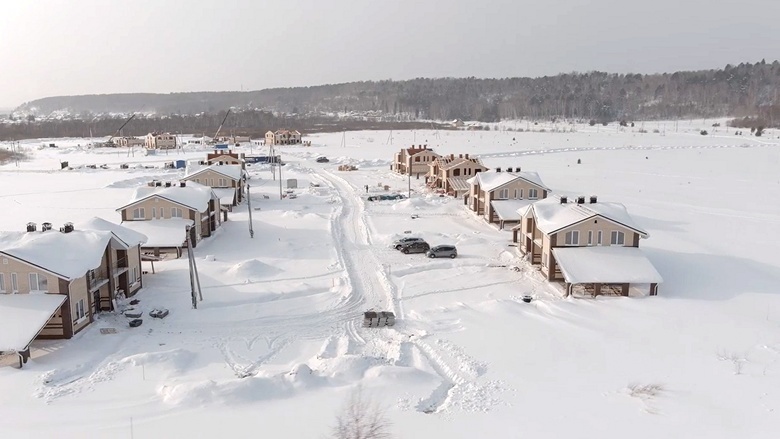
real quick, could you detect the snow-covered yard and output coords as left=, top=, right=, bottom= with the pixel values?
left=1, top=120, right=779, bottom=438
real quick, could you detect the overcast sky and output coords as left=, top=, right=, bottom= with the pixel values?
left=2, top=0, right=778, bottom=108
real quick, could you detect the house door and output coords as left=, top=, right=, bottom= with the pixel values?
left=93, top=290, right=101, bottom=315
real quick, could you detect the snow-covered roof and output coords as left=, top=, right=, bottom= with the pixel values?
left=213, top=188, right=236, bottom=205
left=448, top=176, right=471, bottom=192
left=471, top=171, right=549, bottom=192
left=185, top=164, right=244, bottom=181
left=439, top=156, right=486, bottom=170
left=120, top=219, right=194, bottom=248
left=490, top=200, right=535, bottom=221
left=531, top=196, right=648, bottom=237
left=0, top=229, right=115, bottom=280
left=551, top=247, right=663, bottom=284
left=76, top=217, right=148, bottom=247
left=0, top=294, right=67, bottom=351
left=117, top=181, right=216, bottom=213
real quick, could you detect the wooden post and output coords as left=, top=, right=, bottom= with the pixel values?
left=593, top=283, right=602, bottom=297
left=650, top=283, right=658, bottom=296
left=246, top=184, right=254, bottom=238
left=621, top=283, right=630, bottom=297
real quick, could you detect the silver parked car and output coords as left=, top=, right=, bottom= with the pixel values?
left=393, top=236, right=425, bottom=250
left=426, top=245, right=458, bottom=259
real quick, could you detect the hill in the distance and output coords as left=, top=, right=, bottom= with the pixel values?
left=16, top=60, right=780, bottom=122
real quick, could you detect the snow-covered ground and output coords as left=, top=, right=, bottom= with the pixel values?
left=1, top=119, right=780, bottom=438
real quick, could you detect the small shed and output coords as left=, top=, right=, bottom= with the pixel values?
left=286, top=178, right=298, bottom=189
left=174, top=160, right=186, bottom=169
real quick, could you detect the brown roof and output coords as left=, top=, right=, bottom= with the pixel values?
left=439, top=155, right=486, bottom=170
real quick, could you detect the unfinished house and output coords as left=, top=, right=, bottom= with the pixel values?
left=265, top=130, right=302, bottom=145
left=145, top=132, right=177, bottom=150
left=206, top=148, right=246, bottom=170
left=113, top=137, right=145, bottom=148
left=467, top=167, right=550, bottom=229
left=183, top=163, right=247, bottom=209
left=0, top=220, right=147, bottom=366
left=392, top=145, right=440, bottom=177
left=427, top=153, right=488, bottom=197
left=116, top=181, right=222, bottom=258
left=512, top=195, right=662, bottom=297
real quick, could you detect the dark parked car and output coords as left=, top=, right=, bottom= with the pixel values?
left=393, top=236, right=425, bottom=250
left=399, top=241, right=430, bottom=254
left=316, top=156, right=329, bottom=163
left=367, top=194, right=406, bottom=201
left=426, top=245, right=458, bottom=259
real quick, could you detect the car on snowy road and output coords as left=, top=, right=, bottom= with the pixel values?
left=398, top=241, right=431, bottom=254
left=392, top=236, right=425, bottom=250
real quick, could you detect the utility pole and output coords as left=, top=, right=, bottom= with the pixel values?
left=278, top=160, right=284, bottom=200
left=407, top=156, right=411, bottom=199
left=185, top=226, right=198, bottom=309
left=246, top=184, right=254, bottom=238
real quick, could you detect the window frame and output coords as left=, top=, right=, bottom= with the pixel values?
left=498, top=188, right=509, bottom=199
left=11, top=272, right=18, bottom=292
left=564, top=230, right=580, bottom=246
left=0, top=273, right=5, bottom=292
left=528, top=188, right=538, bottom=199
left=587, top=230, right=593, bottom=246
left=132, top=207, right=145, bottom=219
left=611, top=231, right=625, bottom=245
left=597, top=230, right=603, bottom=245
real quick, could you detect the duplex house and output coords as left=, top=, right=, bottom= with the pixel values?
left=513, top=195, right=662, bottom=296
left=427, top=153, right=488, bottom=197
left=116, top=181, right=222, bottom=257
left=392, top=145, right=440, bottom=176
left=265, top=130, right=302, bottom=145
left=145, top=132, right=177, bottom=150
left=206, top=148, right=246, bottom=170
left=467, top=167, right=550, bottom=229
left=183, top=163, right=246, bottom=208
left=0, top=219, right=147, bottom=365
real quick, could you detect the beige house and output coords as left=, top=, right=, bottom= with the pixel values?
left=183, top=164, right=246, bottom=208
left=206, top=148, right=246, bottom=170
left=114, top=137, right=145, bottom=148
left=116, top=181, right=222, bottom=257
left=0, top=219, right=147, bottom=366
left=513, top=195, right=662, bottom=297
left=392, top=145, right=440, bottom=176
left=467, top=168, right=550, bottom=229
left=265, top=130, right=302, bottom=145
left=145, top=132, right=177, bottom=150
left=427, top=153, right=488, bottom=197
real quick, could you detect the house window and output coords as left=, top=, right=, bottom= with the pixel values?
left=11, top=273, right=18, bottom=292
left=564, top=230, right=579, bottom=246
left=414, top=156, right=420, bottom=162
left=0, top=273, right=5, bottom=293
left=514, top=189, right=524, bottom=199
left=152, top=207, right=157, bottom=219
left=498, top=188, right=509, bottom=199
left=611, top=231, right=625, bottom=245
left=587, top=231, right=593, bottom=246
left=453, top=169, right=461, bottom=177
left=195, top=178, right=200, bottom=184
left=75, top=299, right=86, bottom=320
left=29, top=273, right=47, bottom=292
left=597, top=230, right=603, bottom=245
left=219, top=178, right=227, bottom=187
left=172, top=207, right=183, bottom=218
left=528, top=188, right=538, bottom=199
left=133, top=208, right=145, bottom=219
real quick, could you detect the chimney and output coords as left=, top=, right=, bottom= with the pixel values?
left=459, top=154, right=463, bottom=158
left=148, top=180, right=156, bottom=187
left=465, top=154, right=469, bottom=159
left=165, top=181, right=172, bottom=187
left=42, top=222, right=52, bottom=232
left=155, top=181, right=162, bottom=187
left=590, top=195, right=598, bottom=204
left=450, top=154, right=455, bottom=160
left=515, top=166, right=521, bottom=172
left=61, top=222, right=74, bottom=233
left=576, top=196, right=585, bottom=204
left=506, top=167, right=513, bottom=173
left=26, top=222, right=37, bottom=232
left=496, top=167, right=502, bottom=172
left=180, top=181, right=187, bottom=187
left=560, top=196, right=568, bottom=204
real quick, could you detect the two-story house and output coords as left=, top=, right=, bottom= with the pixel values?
left=392, top=145, right=440, bottom=176
left=0, top=220, right=147, bottom=365
left=467, top=167, right=550, bottom=229
left=512, top=195, right=662, bottom=297
left=265, top=130, right=302, bottom=145
left=183, top=163, right=246, bottom=208
left=116, top=181, right=222, bottom=258
left=206, top=148, right=246, bottom=170
left=427, top=154, right=488, bottom=197
left=145, top=132, right=177, bottom=150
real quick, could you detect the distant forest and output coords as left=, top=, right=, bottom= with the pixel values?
left=12, top=60, right=780, bottom=125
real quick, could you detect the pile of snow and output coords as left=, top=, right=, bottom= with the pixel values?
left=226, top=259, right=282, bottom=280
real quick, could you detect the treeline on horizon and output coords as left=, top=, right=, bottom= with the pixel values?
left=14, top=60, right=780, bottom=119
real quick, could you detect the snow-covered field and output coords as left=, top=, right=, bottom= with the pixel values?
left=1, top=119, right=780, bottom=438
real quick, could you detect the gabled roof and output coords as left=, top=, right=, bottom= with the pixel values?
left=447, top=176, right=471, bottom=192
left=439, top=156, right=486, bottom=170
left=491, top=200, right=535, bottom=221
left=185, top=164, right=244, bottom=181
left=120, top=219, right=194, bottom=248
left=0, top=294, right=67, bottom=352
left=552, top=247, right=663, bottom=284
left=405, top=146, right=437, bottom=156
left=116, top=181, right=216, bottom=213
left=530, top=196, right=648, bottom=237
left=0, top=229, right=116, bottom=280
left=470, top=171, right=549, bottom=192
left=76, top=217, right=148, bottom=247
